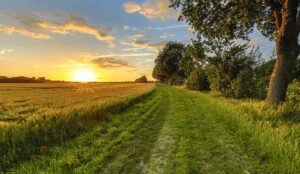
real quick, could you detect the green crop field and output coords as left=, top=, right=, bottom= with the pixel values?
left=1, top=84, right=299, bottom=173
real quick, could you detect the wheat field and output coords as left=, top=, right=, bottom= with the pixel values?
left=0, top=83, right=155, bottom=124
left=0, top=82, right=155, bottom=170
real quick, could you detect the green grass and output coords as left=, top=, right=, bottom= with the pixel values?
left=3, top=85, right=300, bottom=173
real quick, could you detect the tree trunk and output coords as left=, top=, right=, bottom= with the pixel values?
left=266, top=40, right=298, bottom=105
left=266, top=0, right=299, bottom=105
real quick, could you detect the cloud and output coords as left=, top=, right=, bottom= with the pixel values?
left=123, top=0, right=179, bottom=20
left=0, top=24, right=50, bottom=39
left=145, top=24, right=188, bottom=30
left=91, top=57, right=134, bottom=68
left=0, top=49, right=14, bottom=55
left=128, top=34, right=148, bottom=41
left=78, top=52, right=153, bottom=59
left=145, top=58, right=155, bottom=62
left=123, top=24, right=187, bottom=31
left=123, top=25, right=138, bottom=31
left=124, top=2, right=142, bottom=13
left=123, top=25, right=130, bottom=30
left=160, top=32, right=175, bottom=39
left=123, top=47, right=145, bottom=52
left=248, top=39, right=261, bottom=46
left=121, top=40, right=166, bottom=52
left=34, top=15, right=115, bottom=47
left=234, top=38, right=262, bottom=46
left=0, top=13, right=115, bottom=47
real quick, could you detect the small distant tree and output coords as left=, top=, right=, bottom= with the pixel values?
left=135, top=76, right=148, bottom=83
left=37, top=77, right=47, bottom=83
left=186, top=67, right=210, bottom=91
left=152, top=41, right=192, bottom=85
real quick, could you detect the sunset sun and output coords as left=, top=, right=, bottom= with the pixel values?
left=72, top=69, right=97, bottom=82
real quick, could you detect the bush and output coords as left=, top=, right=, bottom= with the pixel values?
left=254, top=76, right=269, bottom=100
left=231, top=69, right=256, bottom=98
left=286, top=81, right=300, bottom=106
left=186, top=68, right=210, bottom=91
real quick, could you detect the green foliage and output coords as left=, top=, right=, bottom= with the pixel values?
left=171, top=0, right=300, bottom=104
left=185, top=40, right=206, bottom=65
left=152, top=41, right=192, bottom=85
left=253, top=59, right=276, bottom=99
left=255, top=59, right=276, bottom=78
left=135, top=76, right=148, bottom=83
left=254, top=76, right=269, bottom=100
left=292, top=59, right=300, bottom=81
left=186, top=67, right=210, bottom=91
left=253, top=58, right=300, bottom=99
left=170, top=0, right=275, bottom=41
left=231, top=69, right=256, bottom=98
left=207, top=45, right=260, bottom=98
left=286, top=81, right=300, bottom=107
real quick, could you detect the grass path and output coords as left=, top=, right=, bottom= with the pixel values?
left=9, top=85, right=300, bottom=173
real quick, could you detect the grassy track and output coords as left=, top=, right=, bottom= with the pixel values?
left=8, top=85, right=300, bottom=173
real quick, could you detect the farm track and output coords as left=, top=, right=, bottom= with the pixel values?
left=9, top=85, right=300, bottom=173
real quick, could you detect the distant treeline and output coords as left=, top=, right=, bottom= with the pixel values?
left=0, top=76, right=64, bottom=83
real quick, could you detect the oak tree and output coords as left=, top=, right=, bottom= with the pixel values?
left=171, top=0, right=300, bottom=105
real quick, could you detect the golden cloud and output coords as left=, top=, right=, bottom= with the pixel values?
left=78, top=52, right=153, bottom=59
left=34, top=15, right=115, bottom=47
left=248, top=39, right=261, bottom=46
left=0, top=14, right=115, bottom=47
left=0, top=24, right=50, bottom=39
left=91, top=57, right=135, bottom=68
left=0, top=49, right=14, bottom=55
left=124, top=2, right=142, bottom=13
left=121, top=40, right=166, bottom=52
left=128, top=34, right=147, bottom=41
left=123, top=0, right=179, bottom=20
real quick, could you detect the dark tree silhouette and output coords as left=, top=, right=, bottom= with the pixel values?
left=135, top=76, right=148, bottom=83
left=0, top=76, right=61, bottom=83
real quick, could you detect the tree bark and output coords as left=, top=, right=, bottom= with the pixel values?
left=266, top=0, right=300, bottom=105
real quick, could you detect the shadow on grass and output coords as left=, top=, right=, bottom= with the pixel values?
left=279, top=110, right=300, bottom=124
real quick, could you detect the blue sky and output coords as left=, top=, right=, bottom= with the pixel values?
left=0, top=0, right=274, bottom=81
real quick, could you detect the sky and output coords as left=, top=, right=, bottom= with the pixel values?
left=0, top=0, right=275, bottom=82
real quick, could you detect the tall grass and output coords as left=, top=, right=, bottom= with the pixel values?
left=203, top=93, right=300, bottom=173
left=0, top=87, right=156, bottom=171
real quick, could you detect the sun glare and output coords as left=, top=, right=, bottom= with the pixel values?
left=72, top=69, right=97, bottom=82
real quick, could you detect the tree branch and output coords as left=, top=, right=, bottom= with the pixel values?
left=266, top=0, right=283, bottom=31
left=274, top=9, right=282, bottom=30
